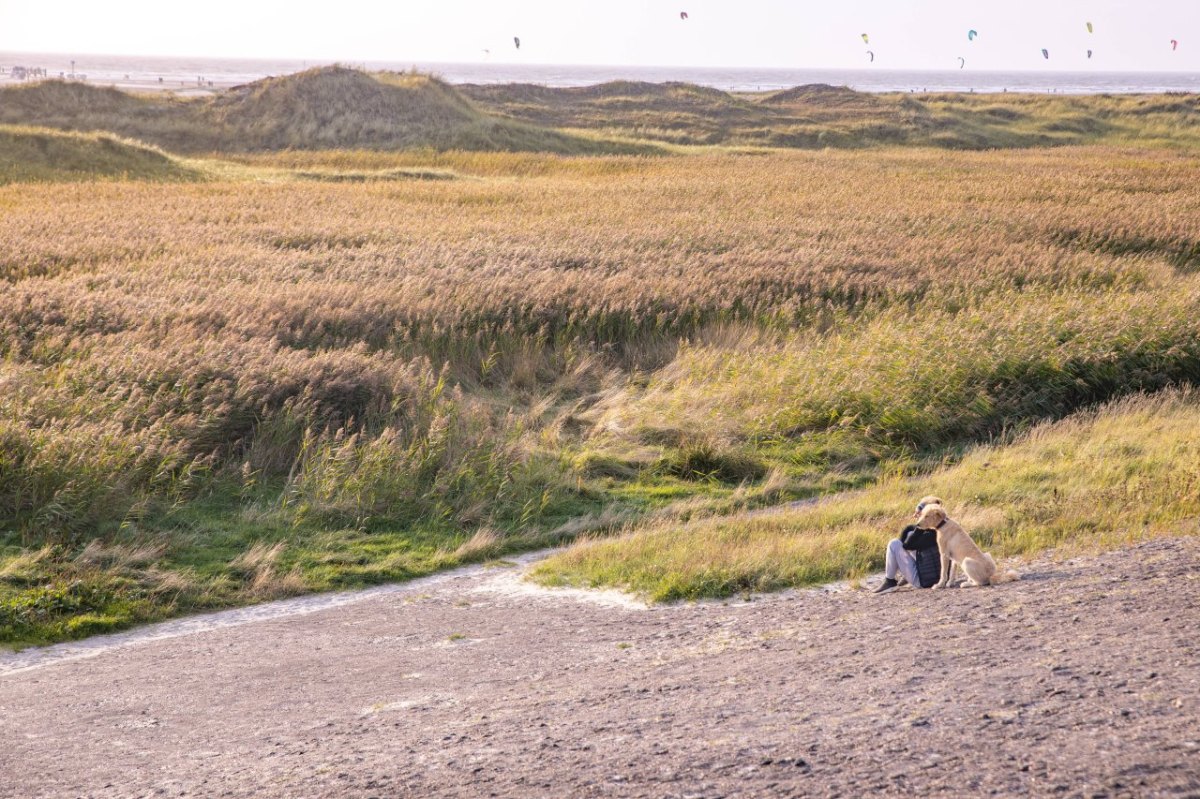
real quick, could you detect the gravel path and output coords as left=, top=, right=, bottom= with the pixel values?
left=2, top=537, right=1198, bottom=798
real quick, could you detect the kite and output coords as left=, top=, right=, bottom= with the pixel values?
left=1042, top=48, right=1050, bottom=59
left=514, top=36, right=521, bottom=50
left=680, top=11, right=688, bottom=20
left=1087, top=49, right=1093, bottom=59
left=867, top=50, right=875, bottom=63
left=958, top=56, right=966, bottom=69
left=861, top=33, right=869, bottom=44
left=968, top=30, right=978, bottom=41
left=1087, top=22, right=1094, bottom=34
left=1171, top=39, right=1179, bottom=51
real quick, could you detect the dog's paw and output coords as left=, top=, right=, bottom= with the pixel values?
left=931, top=584, right=944, bottom=590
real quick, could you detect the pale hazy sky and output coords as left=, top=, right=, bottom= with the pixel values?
left=1, top=0, right=1196, bottom=70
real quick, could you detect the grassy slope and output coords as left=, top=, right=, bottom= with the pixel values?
left=2, top=69, right=1197, bottom=156
left=532, top=389, right=1200, bottom=601
left=580, top=284, right=1200, bottom=492
left=0, top=68, right=653, bottom=155
left=462, top=81, right=1200, bottom=149
left=0, top=126, right=200, bottom=183
left=0, top=81, right=214, bottom=153
left=207, top=67, right=649, bottom=154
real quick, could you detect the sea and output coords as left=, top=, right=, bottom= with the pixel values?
left=1, top=52, right=1198, bottom=95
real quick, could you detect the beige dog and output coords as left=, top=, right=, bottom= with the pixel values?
left=914, top=504, right=1018, bottom=588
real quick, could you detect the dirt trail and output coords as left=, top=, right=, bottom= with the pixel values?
left=2, top=537, right=1198, bottom=798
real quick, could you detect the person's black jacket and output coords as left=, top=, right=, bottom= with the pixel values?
left=899, top=524, right=938, bottom=551
left=900, top=523, right=941, bottom=588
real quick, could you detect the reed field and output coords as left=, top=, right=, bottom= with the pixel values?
left=2, top=70, right=1199, bottom=644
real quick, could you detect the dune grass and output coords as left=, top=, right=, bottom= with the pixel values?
left=532, top=389, right=1200, bottom=601
left=0, top=68, right=655, bottom=155
left=2, top=141, right=1200, bottom=645
left=589, top=283, right=1200, bottom=488
left=464, top=81, right=1200, bottom=150
left=0, top=125, right=200, bottom=184
left=3, top=68, right=1197, bottom=157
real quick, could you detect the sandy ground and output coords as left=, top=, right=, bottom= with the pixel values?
left=2, top=537, right=1198, bottom=798
left=0, top=75, right=230, bottom=95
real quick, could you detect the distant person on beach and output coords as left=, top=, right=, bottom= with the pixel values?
left=872, top=496, right=943, bottom=594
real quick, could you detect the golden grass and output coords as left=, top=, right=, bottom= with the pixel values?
left=465, top=81, right=1200, bottom=149
left=229, top=541, right=307, bottom=599
left=0, top=68, right=650, bottom=155
left=2, top=145, right=1197, bottom=542
left=532, top=389, right=1200, bottom=600
left=3, top=142, right=1200, bottom=642
left=597, top=284, right=1200, bottom=454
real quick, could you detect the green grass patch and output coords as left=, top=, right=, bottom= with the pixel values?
left=531, top=389, right=1200, bottom=601
left=0, top=476, right=616, bottom=648
left=605, top=284, right=1200, bottom=479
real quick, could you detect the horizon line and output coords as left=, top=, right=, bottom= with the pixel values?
left=2, top=49, right=1198, bottom=76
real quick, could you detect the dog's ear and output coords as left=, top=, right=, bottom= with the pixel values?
left=916, top=505, right=945, bottom=528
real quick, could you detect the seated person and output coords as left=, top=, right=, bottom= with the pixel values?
left=873, top=495, right=943, bottom=594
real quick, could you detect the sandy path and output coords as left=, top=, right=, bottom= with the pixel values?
left=2, top=537, right=1198, bottom=798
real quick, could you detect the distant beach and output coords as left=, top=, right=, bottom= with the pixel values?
left=2, top=51, right=1199, bottom=94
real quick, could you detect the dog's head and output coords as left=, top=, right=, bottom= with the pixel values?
left=915, top=495, right=943, bottom=518
left=915, top=504, right=947, bottom=530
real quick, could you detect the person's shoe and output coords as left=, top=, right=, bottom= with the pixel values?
left=896, top=576, right=908, bottom=587
left=872, top=578, right=899, bottom=594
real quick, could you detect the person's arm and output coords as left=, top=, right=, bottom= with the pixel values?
left=906, top=528, right=939, bottom=551
left=899, top=524, right=920, bottom=549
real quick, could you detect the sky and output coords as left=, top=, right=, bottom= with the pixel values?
left=1, top=0, right=1197, bottom=71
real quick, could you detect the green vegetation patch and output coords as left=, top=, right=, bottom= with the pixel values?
left=0, top=476, right=614, bottom=648
left=532, top=389, right=1200, bottom=601
left=292, top=167, right=459, bottom=183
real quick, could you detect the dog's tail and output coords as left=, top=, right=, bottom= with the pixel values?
left=984, top=553, right=1020, bottom=584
